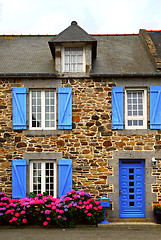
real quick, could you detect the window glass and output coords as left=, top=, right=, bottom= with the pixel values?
left=125, top=89, right=146, bottom=129
left=30, top=161, right=56, bottom=196
left=30, top=90, right=56, bottom=130
left=64, top=47, right=83, bottom=72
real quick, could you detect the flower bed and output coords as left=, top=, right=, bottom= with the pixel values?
left=0, top=190, right=104, bottom=228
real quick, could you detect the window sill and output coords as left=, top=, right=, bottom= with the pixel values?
left=24, top=129, right=62, bottom=136
left=117, top=129, right=157, bottom=135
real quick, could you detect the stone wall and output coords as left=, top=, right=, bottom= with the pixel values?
left=0, top=77, right=161, bottom=208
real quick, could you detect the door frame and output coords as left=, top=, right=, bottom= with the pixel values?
left=108, top=151, right=157, bottom=219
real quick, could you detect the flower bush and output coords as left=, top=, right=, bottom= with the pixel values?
left=153, top=203, right=161, bottom=211
left=0, top=190, right=104, bottom=228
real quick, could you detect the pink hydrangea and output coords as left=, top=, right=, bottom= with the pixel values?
left=98, top=205, right=103, bottom=210
left=45, top=210, right=50, bottom=215
left=70, top=189, right=76, bottom=194
left=22, top=219, right=27, bottom=224
left=20, top=210, right=26, bottom=215
left=15, top=212, right=20, bottom=217
left=43, top=221, right=48, bottom=226
left=93, top=207, right=98, bottom=211
left=87, top=213, right=92, bottom=217
left=59, top=210, right=64, bottom=214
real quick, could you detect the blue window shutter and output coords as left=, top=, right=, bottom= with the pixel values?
left=150, top=86, right=161, bottom=129
left=12, top=159, right=27, bottom=199
left=58, top=159, right=72, bottom=198
left=112, top=86, right=123, bottom=129
left=12, top=87, right=27, bottom=130
left=58, top=87, right=72, bottom=129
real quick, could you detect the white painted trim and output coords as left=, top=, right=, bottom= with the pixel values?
left=125, top=88, right=147, bottom=129
left=29, top=160, right=57, bottom=197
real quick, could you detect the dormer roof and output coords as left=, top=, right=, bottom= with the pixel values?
left=48, top=21, right=97, bottom=59
left=50, top=21, right=96, bottom=43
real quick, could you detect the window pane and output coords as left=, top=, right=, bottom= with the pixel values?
left=133, top=120, right=137, bottom=126
left=128, top=111, right=132, bottom=116
left=31, top=91, right=41, bottom=128
left=139, top=120, right=143, bottom=126
left=45, top=106, right=49, bottom=112
left=128, top=120, right=132, bottom=126
left=33, top=163, right=41, bottom=195
left=45, top=162, right=54, bottom=195
left=139, top=111, right=143, bottom=116
left=45, top=121, right=49, bottom=127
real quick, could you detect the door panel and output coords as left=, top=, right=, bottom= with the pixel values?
left=119, top=160, right=145, bottom=218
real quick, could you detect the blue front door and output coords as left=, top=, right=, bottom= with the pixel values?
left=119, top=160, right=145, bottom=218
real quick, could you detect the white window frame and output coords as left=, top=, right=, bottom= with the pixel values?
left=29, top=89, right=56, bottom=130
left=29, top=160, right=57, bottom=197
left=62, top=46, right=85, bottom=72
left=125, top=88, right=147, bottom=129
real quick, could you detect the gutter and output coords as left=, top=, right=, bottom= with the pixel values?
left=0, top=73, right=58, bottom=79
left=90, top=73, right=161, bottom=78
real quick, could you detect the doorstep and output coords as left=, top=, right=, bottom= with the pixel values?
left=98, top=218, right=161, bottom=229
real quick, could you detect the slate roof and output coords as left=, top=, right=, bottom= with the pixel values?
left=91, top=34, right=155, bottom=75
left=148, top=31, right=161, bottom=59
left=0, top=32, right=156, bottom=75
left=49, top=21, right=96, bottom=43
left=0, top=36, right=56, bottom=74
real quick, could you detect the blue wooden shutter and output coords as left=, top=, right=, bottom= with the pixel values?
left=58, top=87, right=72, bottom=129
left=150, top=86, right=161, bottom=129
left=12, top=87, right=27, bottom=130
left=112, top=86, right=123, bottom=129
left=58, top=159, right=72, bottom=198
left=12, top=159, right=27, bottom=199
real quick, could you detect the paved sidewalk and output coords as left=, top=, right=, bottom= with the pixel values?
left=0, top=224, right=161, bottom=240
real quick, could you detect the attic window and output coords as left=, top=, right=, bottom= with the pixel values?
left=63, top=47, right=84, bottom=72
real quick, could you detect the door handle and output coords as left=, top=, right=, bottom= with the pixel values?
left=119, top=190, right=122, bottom=196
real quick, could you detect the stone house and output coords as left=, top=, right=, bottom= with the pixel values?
left=0, top=21, right=161, bottom=220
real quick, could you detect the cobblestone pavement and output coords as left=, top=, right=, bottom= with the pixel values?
left=0, top=225, right=161, bottom=240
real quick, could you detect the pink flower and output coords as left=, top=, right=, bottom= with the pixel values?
left=95, top=201, right=100, bottom=205
left=89, top=203, right=93, bottom=208
left=45, top=210, right=50, bottom=215
left=22, top=219, right=27, bottom=224
left=43, top=221, right=48, bottom=226
left=71, top=189, right=76, bottom=194
left=52, top=206, right=56, bottom=210
left=12, top=217, right=18, bottom=221
left=84, top=210, right=88, bottom=213
left=20, top=210, right=25, bottom=215
left=98, top=205, right=102, bottom=209
left=87, top=213, right=92, bottom=217
left=46, top=204, right=51, bottom=208
left=59, top=210, right=64, bottom=214
left=57, top=215, right=61, bottom=219
left=93, top=207, right=98, bottom=211
left=46, top=217, right=50, bottom=221
left=15, top=213, right=20, bottom=217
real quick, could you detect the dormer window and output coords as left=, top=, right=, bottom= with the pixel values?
left=63, top=47, right=84, bottom=72
left=48, top=21, right=97, bottom=75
